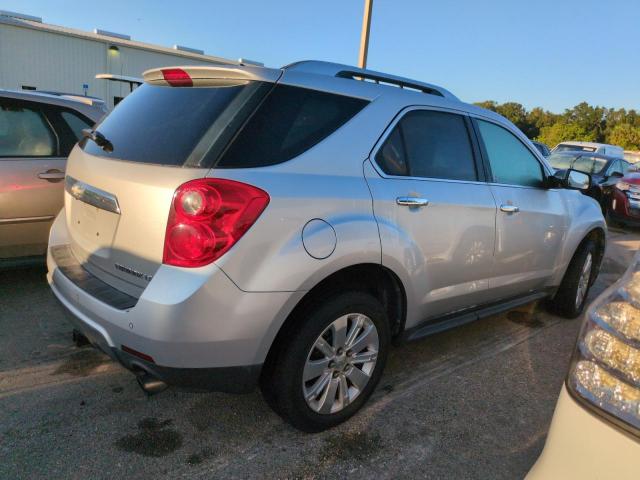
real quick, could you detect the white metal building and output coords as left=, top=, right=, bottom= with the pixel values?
left=0, top=10, right=244, bottom=109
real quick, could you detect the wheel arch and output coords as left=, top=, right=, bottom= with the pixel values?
left=555, top=225, right=606, bottom=291
left=261, top=263, right=407, bottom=378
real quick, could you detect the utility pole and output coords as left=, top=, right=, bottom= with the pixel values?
left=358, top=0, right=373, bottom=69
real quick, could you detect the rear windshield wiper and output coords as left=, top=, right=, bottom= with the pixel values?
left=82, top=128, right=114, bottom=153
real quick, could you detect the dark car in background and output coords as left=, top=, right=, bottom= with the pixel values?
left=548, top=151, right=631, bottom=214
left=609, top=172, right=640, bottom=227
left=531, top=140, right=550, bottom=157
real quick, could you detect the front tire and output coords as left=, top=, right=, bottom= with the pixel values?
left=261, top=292, right=390, bottom=432
left=548, top=239, right=598, bottom=318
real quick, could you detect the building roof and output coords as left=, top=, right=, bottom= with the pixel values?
left=0, top=11, right=239, bottom=65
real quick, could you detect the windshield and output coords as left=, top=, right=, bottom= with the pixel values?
left=81, top=82, right=271, bottom=166
left=548, top=153, right=608, bottom=175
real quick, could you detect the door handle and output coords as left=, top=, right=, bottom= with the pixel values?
left=38, top=169, right=65, bottom=182
left=396, top=197, right=429, bottom=207
left=500, top=204, right=520, bottom=213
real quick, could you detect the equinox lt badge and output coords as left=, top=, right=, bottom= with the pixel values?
left=114, top=263, right=153, bottom=282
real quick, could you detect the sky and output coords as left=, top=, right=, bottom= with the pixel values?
left=5, top=0, right=639, bottom=112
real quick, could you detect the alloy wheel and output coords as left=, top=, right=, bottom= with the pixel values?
left=302, top=313, right=379, bottom=414
left=575, top=252, right=593, bottom=309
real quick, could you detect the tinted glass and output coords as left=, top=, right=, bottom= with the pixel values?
left=533, top=142, right=550, bottom=157
left=0, top=103, right=56, bottom=157
left=477, top=120, right=543, bottom=187
left=217, top=85, right=368, bottom=168
left=555, top=144, right=597, bottom=153
left=572, top=156, right=607, bottom=175
left=61, top=111, right=93, bottom=140
left=376, top=110, right=477, bottom=181
left=622, top=161, right=630, bottom=174
left=549, top=153, right=577, bottom=170
left=375, top=126, right=408, bottom=176
left=82, top=82, right=268, bottom=166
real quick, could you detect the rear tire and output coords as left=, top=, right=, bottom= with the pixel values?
left=261, top=292, right=390, bottom=432
left=548, top=239, right=598, bottom=318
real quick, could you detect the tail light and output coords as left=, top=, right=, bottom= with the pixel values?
left=163, top=178, right=269, bottom=268
left=567, top=251, right=640, bottom=437
left=161, top=68, right=193, bottom=87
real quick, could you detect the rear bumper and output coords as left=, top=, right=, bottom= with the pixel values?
left=526, top=385, right=640, bottom=479
left=47, top=211, right=303, bottom=392
left=53, top=292, right=260, bottom=393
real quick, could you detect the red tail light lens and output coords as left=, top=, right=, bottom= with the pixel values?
left=161, top=68, right=193, bottom=87
left=163, top=178, right=269, bottom=267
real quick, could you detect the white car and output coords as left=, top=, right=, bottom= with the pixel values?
left=528, top=250, right=640, bottom=479
left=553, top=141, right=625, bottom=159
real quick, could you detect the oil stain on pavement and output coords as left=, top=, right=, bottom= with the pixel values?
left=115, top=418, right=183, bottom=457
left=52, top=349, right=109, bottom=377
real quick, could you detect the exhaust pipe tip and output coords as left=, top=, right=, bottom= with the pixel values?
left=136, top=372, right=168, bottom=396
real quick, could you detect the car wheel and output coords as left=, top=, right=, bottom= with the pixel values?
left=548, top=239, right=598, bottom=319
left=262, top=292, right=390, bottom=432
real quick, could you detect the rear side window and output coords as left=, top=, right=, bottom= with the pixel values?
left=81, top=82, right=270, bottom=166
left=0, top=102, right=56, bottom=158
left=375, top=110, right=477, bottom=181
left=477, top=120, right=544, bottom=187
left=215, top=85, right=368, bottom=168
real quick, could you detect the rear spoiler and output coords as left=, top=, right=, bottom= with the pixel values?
left=142, top=65, right=281, bottom=87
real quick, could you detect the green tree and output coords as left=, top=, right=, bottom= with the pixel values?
left=607, top=123, right=640, bottom=150
left=562, top=102, right=606, bottom=142
left=474, top=100, right=498, bottom=112
left=536, top=122, right=595, bottom=148
left=495, top=102, right=531, bottom=136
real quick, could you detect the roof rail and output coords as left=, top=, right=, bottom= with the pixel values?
left=283, top=60, right=458, bottom=101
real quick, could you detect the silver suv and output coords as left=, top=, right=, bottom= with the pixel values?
left=47, top=61, right=606, bottom=431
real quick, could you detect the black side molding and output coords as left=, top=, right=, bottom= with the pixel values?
left=403, top=290, right=552, bottom=342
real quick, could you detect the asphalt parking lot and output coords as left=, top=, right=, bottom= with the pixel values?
left=1, top=228, right=638, bottom=480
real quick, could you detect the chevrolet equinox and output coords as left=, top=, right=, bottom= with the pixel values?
left=47, top=61, right=606, bottom=431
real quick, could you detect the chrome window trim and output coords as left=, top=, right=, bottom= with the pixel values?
left=368, top=105, right=487, bottom=185
left=64, top=175, right=121, bottom=214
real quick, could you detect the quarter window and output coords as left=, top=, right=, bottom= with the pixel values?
left=0, top=103, right=56, bottom=157
left=375, top=110, right=477, bottom=181
left=217, top=85, right=368, bottom=168
left=61, top=111, right=93, bottom=141
left=477, top=120, right=544, bottom=187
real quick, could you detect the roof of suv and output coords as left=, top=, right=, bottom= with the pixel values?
left=142, top=60, right=510, bottom=127
left=0, top=88, right=107, bottom=120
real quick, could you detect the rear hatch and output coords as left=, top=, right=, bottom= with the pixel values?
left=63, top=66, right=281, bottom=296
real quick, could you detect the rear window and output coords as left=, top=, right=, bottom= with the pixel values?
left=82, top=82, right=368, bottom=169
left=215, top=85, right=368, bottom=168
left=554, top=144, right=597, bottom=153
left=81, top=82, right=270, bottom=166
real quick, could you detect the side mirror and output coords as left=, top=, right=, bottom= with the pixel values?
left=566, top=169, right=591, bottom=190
left=610, top=171, right=624, bottom=178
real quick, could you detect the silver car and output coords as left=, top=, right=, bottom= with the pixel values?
left=47, top=61, right=606, bottom=431
left=0, top=90, right=106, bottom=263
